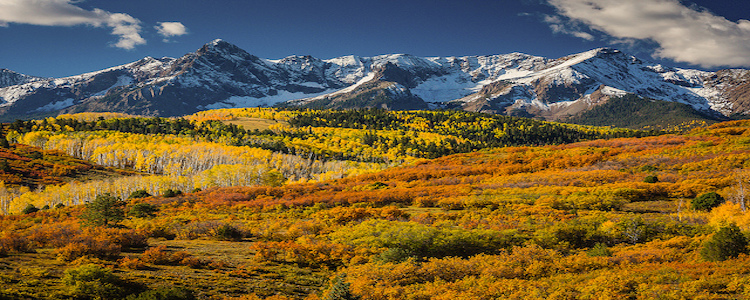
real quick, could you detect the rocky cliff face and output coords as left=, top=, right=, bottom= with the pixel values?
left=0, top=40, right=748, bottom=120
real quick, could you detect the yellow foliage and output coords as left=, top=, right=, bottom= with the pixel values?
left=708, top=202, right=750, bottom=230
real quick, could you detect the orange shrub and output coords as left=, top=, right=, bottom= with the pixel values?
left=0, top=232, right=30, bottom=255
left=140, top=245, right=208, bottom=268
left=251, top=239, right=363, bottom=268
left=55, top=237, right=121, bottom=261
left=119, top=256, right=148, bottom=270
left=140, top=245, right=183, bottom=265
left=100, top=228, right=149, bottom=249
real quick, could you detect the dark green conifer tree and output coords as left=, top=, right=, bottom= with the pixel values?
left=323, top=273, right=360, bottom=300
left=81, top=193, right=125, bottom=227
left=701, top=223, right=748, bottom=261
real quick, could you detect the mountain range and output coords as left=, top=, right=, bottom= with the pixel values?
left=1, top=39, right=749, bottom=123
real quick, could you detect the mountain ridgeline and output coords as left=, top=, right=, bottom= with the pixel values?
left=0, top=40, right=747, bottom=128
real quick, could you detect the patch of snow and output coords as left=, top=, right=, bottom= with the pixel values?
left=646, top=65, right=667, bottom=73
left=496, top=69, right=535, bottom=81
left=205, top=89, right=335, bottom=109
left=315, top=72, right=376, bottom=99
left=325, top=55, right=363, bottom=67
left=92, top=75, right=134, bottom=97
left=601, top=86, right=628, bottom=97
left=0, top=80, right=51, bottom=105
left=371, top=54, right=439, bottom=70
left=143, top=76, right=175, bottom=87
left=412, top=73, right=479, bottom=102
left=324, top=55, right=369, bottom=84
left=130, top=57, right=174, bottom=78
left=687, top=85, right=732, bottom=114
left=386, top=83, right=409, bottom=95
left=549, top=100, right=578, bottom=108
left=531, top=98, right=550, bottom=110
left=33, top=98, right=75, bottom=112
left=504, top=49, right=601, bottom=85
left=113, top=75, right=134, bottom=87
left=297, top=82, right=325, bottom=89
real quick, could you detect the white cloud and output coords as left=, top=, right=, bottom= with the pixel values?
left=155, top=22, right=188, bottom=42
left=546, top=0, right=750, bottom=68
left=544, top=15, right=595, bottom=41
left=0, top=0, right=144, bottom=49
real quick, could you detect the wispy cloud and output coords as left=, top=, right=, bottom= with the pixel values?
left=0, top=0, right=186, bottom=50
left=155, top=22, right=188, bottom=42
left=545, top=0, right=750, bottom=68
left=544, top=15, right=595, bottom=41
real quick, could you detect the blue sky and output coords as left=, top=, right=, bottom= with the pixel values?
left=0, top=0, right=747, bottom=78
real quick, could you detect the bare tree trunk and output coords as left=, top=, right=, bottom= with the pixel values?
left=740, top=175, right=746, bottom=212
left=734, top=170, right=747, bottom=212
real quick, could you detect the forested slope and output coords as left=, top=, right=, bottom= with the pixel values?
left=566, top=94, right=723, bottom=130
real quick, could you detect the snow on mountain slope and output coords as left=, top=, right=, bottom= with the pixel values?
left=447, top=48, right=738, bottom=119
left=0, top=40, right=748, bottom=119
left=563, top=49, right=711, bottom=109
left=0, top=69, right=43, bottom=89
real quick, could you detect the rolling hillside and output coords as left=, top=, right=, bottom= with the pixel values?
left=1, top=110, right=750, bottom=299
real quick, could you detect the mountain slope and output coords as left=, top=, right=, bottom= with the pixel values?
left=0, top=40, right=749, bottom=122
left=0, top=69, right=43, bottom=88
left=565, top=94, right=722, bottom=130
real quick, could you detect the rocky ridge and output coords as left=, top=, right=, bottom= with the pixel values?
left=0, top=40, right=746, bottom=120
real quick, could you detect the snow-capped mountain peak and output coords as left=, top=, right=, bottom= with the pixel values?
left=0, top=40, right=747, bottom=120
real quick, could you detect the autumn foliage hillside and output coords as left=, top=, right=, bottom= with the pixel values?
left=0, top=141, right=137, bottom=214
left=0, top=144, right=95, bottom=187
left=0, top=108, right=653, bottom=215
left=2, top=117, right=750, bottom=299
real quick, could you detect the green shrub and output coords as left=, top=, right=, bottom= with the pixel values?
left=129, top=203, right=158, bottom=218
left=376, top=247, right=413, bottom=263
left=214, top=224, right=243, bottom=241
left=617, top=215, right=656, bottom=244
left=700, top=224, right=748, bottom=262
left=63, top=264, right=127, bottom=299
left=261, top=169, right=286, bottom=187
left=364, top=182, right=389, bottom=190
left=330, top=220, right=518, bottom=260
left=692, top=192, right=725, bottom=211
left=644, top=175, right=659, bottom=183
left=162, top=189, right=182, bottom=198
left=547, top=221, right=609, bottom=249
left=587, top=243, right=613, bottom=257
left=28, top=151, right=42, bottom=160
left=127, top=189, right=151, bottom=199
left=21, top=204, right=39, bottom=214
